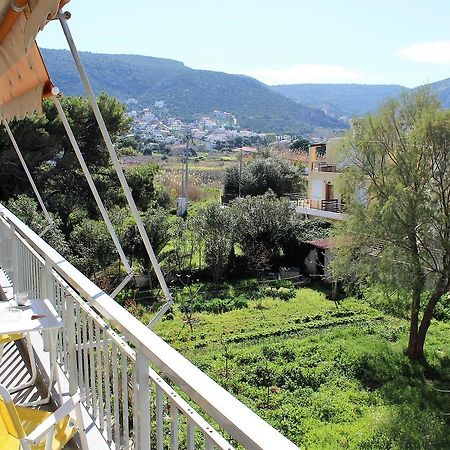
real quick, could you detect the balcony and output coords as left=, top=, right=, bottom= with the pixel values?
left=310, top=162, right=337, bottom=173
left=292, top=198, right=346, bottom=221
left=0, top=204, right=298, bottom=450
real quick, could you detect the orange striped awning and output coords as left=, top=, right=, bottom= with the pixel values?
left=0, top=0, right=65, bottom=121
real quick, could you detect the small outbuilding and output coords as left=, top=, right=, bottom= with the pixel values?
left=304, top=238, right=335, bottom=282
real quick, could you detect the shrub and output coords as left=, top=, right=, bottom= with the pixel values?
left=263, top=286, right=296, bottom=301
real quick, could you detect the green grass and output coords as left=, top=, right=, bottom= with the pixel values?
left=155, top=289, right=382, bottom=349
left=152, top=288, right=450, bottom=449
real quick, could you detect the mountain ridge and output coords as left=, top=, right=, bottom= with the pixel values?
left=271, top=83, right=408, bottom=119
left=271, top=79, right=450, bottom=119
left=42, top=48, right=450, bottom=131
left=41, top=48, right=344, bottom=134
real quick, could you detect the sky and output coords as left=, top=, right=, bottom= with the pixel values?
left=37, top=0, right=450, bottom=88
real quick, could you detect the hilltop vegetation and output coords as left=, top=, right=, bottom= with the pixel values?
left=41, top=48, right=345, bottom=134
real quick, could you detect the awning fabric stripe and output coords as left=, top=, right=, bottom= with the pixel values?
left=0, top=0, right=64, bottom=121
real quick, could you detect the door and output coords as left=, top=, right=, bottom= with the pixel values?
left=325, top=183, right=333, bottom=201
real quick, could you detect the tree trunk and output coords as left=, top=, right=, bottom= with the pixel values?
left=406, top=280, right=448, bottom=360
left=405, top=234, right=426, bottom=359
left=406, top=288, right=421, bottom=359
left=406, top=331, right=425, bottom=359
left=406, top=272, right=422, bottom=359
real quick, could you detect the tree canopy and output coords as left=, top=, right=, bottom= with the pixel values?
left=0, top=94, right=131, bottom=225
left=289, top=137, right=311, bottom=153
left=333, top=91, right=450, bottom=359
left=0, top=94, right=168, bottom=280
left=223, top=156, right=305, bottom=200
left=230, top=192, right=297, bottom=275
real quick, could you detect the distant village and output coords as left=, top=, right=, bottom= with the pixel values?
left=124, top=97, right=324, bottom=155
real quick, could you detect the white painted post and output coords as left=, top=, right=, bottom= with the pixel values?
left=10, top=224, right=19, bottom=293
left=42, top=255, right=55, bottom=305
left=170, top=402, right=179, bottom=450
left=136, top=352, right=151, bottom=449
left=66, top=295, right=78, bottom=396
left=0, top=217, right=13, bottom=280
left=156, top=386, right=164, bottom=450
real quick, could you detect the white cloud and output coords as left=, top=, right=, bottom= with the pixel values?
left=244, top=64, right=364, bottom=85
left=398, top=41, right=450, bottom=64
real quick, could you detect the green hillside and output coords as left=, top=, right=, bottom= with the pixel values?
left=271, top=83, right=407, bottom=118
left=422, top=77, right=450, bottom=108
left=41, top=49, right=344, bottom=134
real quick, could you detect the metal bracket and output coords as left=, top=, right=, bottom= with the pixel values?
left=10, top=0, right=26, bottom=13
left=53, top=11, right=71, bottom=21
left=147, top=299, right=174, bottom=329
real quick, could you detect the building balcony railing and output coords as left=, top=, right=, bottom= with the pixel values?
left=310, top=162, right=337, bottom=173
left=321, top=199, right=343, bottom=213
left=0, top=204, right=298, bottom=450
left=291, top=198, right=346, bottom=221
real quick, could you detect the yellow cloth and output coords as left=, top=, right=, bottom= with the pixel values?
left=0, top=400, right=77, bottom=449
left=0, top=333, right=23, bottom=345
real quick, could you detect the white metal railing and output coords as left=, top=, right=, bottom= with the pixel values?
left=0, top=204, right=298, bottom=450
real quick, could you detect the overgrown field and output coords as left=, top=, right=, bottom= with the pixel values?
left=153, top=288, right=450, bottom=449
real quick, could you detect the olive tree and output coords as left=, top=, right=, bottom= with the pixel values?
left=231, top=192, right=296, bottom=276
left=194, top=204, right=233, bottom=282
left=223, top=157, right=305, bottom=199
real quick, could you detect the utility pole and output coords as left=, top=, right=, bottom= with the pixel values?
left=177, top=132, right=190, bottom=216
left=238, top=147, right=243, bottom=197
left=184, top=134, right=189, bottom=204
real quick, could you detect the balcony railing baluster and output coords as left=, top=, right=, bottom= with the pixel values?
left=121, top=351, right=130, bottom=449
left=95, top=321, right=105, bottom=432
left=136, top=352, right=151, bottom=449
left=82, top=309, right=91, bottom=412
left=156, top=385, right=164, bottom=450
left=75, top=302, right=85, bottom=403
left=88, top=316, right=98, bottom=420
left=131, top=358, right=138, bottom=447
left=170, top=400, right=179, bottom=450
left=187, top=419, right=195, bottom=450
left=111, top=343, right=121, bottom=449
left=103, top=330, right=113, bottom=445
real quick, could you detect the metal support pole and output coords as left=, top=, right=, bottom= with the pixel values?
left=3, top=120, right=54, bottom=235
left=58, top=13, right=173, bottom=316
left=53, top=96, right=133, bottom=281
left=110, top=273, right=133, bottom=299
